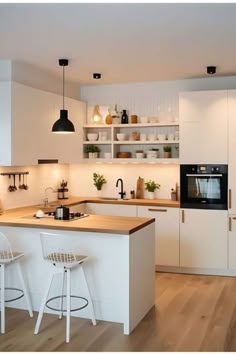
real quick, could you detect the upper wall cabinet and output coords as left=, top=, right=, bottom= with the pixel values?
left=0, top=82, right=85, bottom=166
left=179, top=90, right=228, bottom=164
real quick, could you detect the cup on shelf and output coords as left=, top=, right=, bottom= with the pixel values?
left=167, top=134, right=174, bottom=140
left=140, top=133, right=146, bottom=141
left=104, top=152, right=112, bottom=159
left=131, top=115, right=138, bottom=124
left=148, top=133, right=156, bottom=141
left=139, top=116, right=148, bottom=124
left=149, top=117, right=158, bottom=123
left=157, top=134, right=166, bottom=141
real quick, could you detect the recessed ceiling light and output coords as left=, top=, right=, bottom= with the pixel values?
left=207, top=66, right=216, bottom=75
left=93, top=73, right=102, bottom=79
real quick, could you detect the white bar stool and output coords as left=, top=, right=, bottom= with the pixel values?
left=0, top=231, right=33, bottom=334
left=34, top=232, right=96, bottom=343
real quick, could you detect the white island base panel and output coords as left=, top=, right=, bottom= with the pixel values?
left=0, top=223, right=155, bottom=335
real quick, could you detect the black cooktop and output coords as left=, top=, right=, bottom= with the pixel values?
left=34, top=211, right=89, bottom=221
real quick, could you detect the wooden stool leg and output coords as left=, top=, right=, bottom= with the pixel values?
left=0, top=264, right=5, bottom=334
left=80, top=266, right=96, bottom=326
left=16, top=262, right=33, bottom=317
left=34, top=272, right=54, bottom=335
left=66, top=269, right=71, bottom=343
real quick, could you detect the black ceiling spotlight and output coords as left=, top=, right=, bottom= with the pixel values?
left=52, top=59, right=75, bottom=134
left=93, top=73, right=102, bottom=79
left=207, top=66, right=216, bottom=75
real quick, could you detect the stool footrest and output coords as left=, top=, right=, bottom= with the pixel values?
left=46, top=295, right=88, bottom=312
left=0, top=287, right=24, bottom=303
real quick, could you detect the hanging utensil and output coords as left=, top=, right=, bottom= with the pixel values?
left=24, top=173, right=29, bottom=190
left=19, top=174, right=23, bottom=189
left=8, top=174, right=13, bottom=192
left=13, top=174, right=17, bottom=191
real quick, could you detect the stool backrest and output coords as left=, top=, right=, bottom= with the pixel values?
left=40, top=232, right=77, bottom=265
left=0, top=231, right=13, bottom=260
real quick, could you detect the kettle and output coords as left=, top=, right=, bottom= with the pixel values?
left=55, top=205, right=70, bottom=220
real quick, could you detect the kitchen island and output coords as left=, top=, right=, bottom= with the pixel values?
left=0, top=206, right=155, bottom=335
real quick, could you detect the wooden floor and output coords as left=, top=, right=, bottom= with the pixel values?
left=2, top=272, right=236, bottom=351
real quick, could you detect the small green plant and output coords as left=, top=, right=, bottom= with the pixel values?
left=163, top=145, right=171, bottom=152
left=144, top=180, right=160, bottom=192
left=84, top=145, right=100, bottom=154
left=93, top=172, right=107, bottom=191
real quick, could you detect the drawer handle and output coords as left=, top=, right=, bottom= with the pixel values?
left=229, top=189, right=232, bottom=209
left=229, top=217, right=232, bottom=232
left=148, top=208, right=167, bottom=212
left=181, top=210, right=185, bottom=223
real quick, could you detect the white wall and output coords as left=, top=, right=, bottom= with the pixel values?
left=0, top=164, right=69, bottom=210
left=69, top=163, right=179, bottom=200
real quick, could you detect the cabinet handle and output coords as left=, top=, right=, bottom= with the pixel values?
left=229, top=217, right=232, bottom=232
left=229, top=189, right=232, bottom=209
left=232, top=217, right=236, bottom=220
left=181, top=210, right=185, bottom=223
left=148, top=208, right=167, bottom=212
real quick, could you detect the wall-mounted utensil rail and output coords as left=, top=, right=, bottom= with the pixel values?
left=0, top=172, right=29, bottom=192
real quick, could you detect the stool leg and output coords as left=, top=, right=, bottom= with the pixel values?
left=34, top=272, right=54, bottom=335
left=16, top=262, right=33, bottom=317
left=80, top=266, right=96, bottom=326
left=59, top=270, right=66, bottom=320
left=66, top=269, right=71, bottom=343
left=0, top=264, right=5, bottom=334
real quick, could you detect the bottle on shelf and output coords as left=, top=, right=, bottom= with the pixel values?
left=121, top=110, right=128, bottom=124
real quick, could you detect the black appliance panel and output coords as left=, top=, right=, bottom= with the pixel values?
left=180, top=164, right=228, bottom=210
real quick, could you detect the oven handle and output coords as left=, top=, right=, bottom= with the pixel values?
left=186, top=174, right=223, bottom=177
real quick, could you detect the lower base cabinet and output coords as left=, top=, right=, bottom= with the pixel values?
left=228, top=215, right=236, bottom=270
left=180, top=209, right=228, bottom=269
left=137, top=206, right=179, bottom=266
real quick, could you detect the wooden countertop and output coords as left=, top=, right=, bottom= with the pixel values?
left=34, top=196, right=180, bottom=209
left=0, top=196, right=179, bottom=235
left=0, top=205, right=154, bottom=235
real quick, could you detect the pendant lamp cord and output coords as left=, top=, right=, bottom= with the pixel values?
left=62, top=64, right=65, bottom=110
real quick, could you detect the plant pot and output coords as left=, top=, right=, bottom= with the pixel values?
left=164, top=151, right=171, bottom=158
left=148, top=192, right=155, bottom=199
left=96, top=189, right=102, bottom=198
left=89, top=152, right=98, bottom=159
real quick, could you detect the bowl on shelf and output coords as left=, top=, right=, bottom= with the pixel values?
left=87, top=133, right=98, bottom=141
left=157, top=134, right=166, bottom=141
left=117, top=152, right=131, bottom=158
left=116, top=133, right=127, bottom=141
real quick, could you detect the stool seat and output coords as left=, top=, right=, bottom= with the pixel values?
left=0, top=232, right=33, bottom=334
left=34, top=232, right=96, bottom=343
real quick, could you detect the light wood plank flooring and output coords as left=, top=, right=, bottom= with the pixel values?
left=1, top=272, right=236, bottom=351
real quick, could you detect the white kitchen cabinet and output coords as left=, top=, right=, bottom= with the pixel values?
left=180, top=209, right=228, bottom=269
left=0, top=81, right=85, bottom=166
left=137, top=206, right=179, bottom=266
left=179, top=90, right=228, bottom=164
left=228, top=90, right=236, bottom=213
left=85, top=202, right=137, bottom=216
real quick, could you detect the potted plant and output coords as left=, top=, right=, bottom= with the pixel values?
left=144, top=180, right=160, bottom=199
left=84, top=145, right=100, bottom=159
left=93, top=173, right=107, bottom=197
left=163, top=145, right=171, bottom=158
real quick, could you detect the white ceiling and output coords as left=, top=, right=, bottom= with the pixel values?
left=1, top=3, right=236, bottom=87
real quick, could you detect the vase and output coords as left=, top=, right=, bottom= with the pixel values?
left=97, top=190, right=102, bottom=198
left=148, top=192, right=155, bottom=199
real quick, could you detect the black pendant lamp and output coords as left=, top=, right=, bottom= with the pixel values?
left=52, top=59, right=75, bottom=134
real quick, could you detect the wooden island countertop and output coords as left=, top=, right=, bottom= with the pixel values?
left=0, top=205, right=154, bottom=235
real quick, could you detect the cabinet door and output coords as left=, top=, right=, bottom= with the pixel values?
left=228, top=216, right=236, bottom=270
left=12, top=82, right=85, bottom=165
left=179, top=90, right=228, bottom=164
left=180, top=209, right=227, bottom=269
left=228, top=90, right=236, bottom=213
left=86, top=203, right=137, bottom=216
left=137, top=206, right=179, bottom=266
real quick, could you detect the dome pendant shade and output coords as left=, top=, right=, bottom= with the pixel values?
left=52, top=58, right=75, bottom=134
left=52, top=109, right=75, bottom=133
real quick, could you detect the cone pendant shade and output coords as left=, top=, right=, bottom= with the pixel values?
left=52, top=59, right=75, bottom=133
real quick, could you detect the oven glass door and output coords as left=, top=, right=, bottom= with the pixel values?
left=187, top=175, right=221, bottom=200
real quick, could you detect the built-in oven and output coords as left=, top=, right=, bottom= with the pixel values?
left=180, top=164, right=228, bottom=210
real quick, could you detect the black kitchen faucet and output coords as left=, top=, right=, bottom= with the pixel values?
left=116, top=178, right=126, bottom=199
